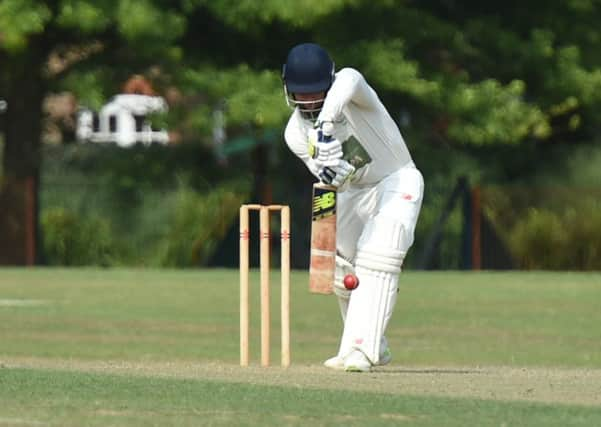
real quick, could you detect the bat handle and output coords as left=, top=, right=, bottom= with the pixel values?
left=318, top=131, right=334, bottom=143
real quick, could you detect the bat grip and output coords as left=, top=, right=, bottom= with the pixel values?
left=318, top=131, right=334, bottom=143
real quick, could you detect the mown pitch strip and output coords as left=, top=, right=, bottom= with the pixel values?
left=3, top=357, right=601, bottom=407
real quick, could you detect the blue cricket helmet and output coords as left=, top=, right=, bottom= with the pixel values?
left=282, top=43, right=335, bottom=94
left=282, top=43, right=335, bottom=120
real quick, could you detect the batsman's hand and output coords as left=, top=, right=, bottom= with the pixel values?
left=318, top=159, right=355, bottom=190
left=308, top=122, right=343, bottom=165
left=316, top=138, right=343, bottom=165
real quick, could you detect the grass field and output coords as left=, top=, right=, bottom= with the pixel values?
left=0, top=268, right=600, bottom=426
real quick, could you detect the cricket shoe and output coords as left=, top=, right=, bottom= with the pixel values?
left=323, top=355, right=346, bottom=370
left=344, top=349, right=372, bottom=372
left=323, top=345, right=392, bottom=370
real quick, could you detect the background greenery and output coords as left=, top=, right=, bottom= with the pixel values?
left=2, top=1, right=601, bottom=268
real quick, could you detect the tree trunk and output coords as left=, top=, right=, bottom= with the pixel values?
left=0, top=49, right=46, bottom=265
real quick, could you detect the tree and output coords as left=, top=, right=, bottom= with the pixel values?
left=3, top=0, right=601, bottom=264
left=0, top=1, right=167, bottom=262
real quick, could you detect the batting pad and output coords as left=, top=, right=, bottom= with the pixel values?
left=338, top=265, right=399, bottom=364
left=337, top=214, right=408, bottom=363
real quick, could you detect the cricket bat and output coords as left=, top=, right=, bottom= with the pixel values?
left=309, top=182, right=337, bottom=294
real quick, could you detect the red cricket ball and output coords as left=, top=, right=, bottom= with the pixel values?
left=343, top=274, right=359, bottom=290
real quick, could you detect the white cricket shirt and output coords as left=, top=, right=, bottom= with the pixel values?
left=284, top=67, right=414, bottom=187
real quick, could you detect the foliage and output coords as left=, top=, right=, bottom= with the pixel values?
left=6, top=0, right=601, bottom=149
left=4, top=0, right=601, bottom=268
left=40, top=144, right=251, bottom=267
left=156, top=181, right=250, bottom=267
left=508, top=201, right=601, bottom=270
left=508, top=209, right=567, bottom=270
left=203, top=0, right=358, bottom=29
left=541, top=143, right=601, bottom=187
left=182, top=65, right=288, bottom=133
left=565, top=201, right=601, bottom=269
left=41, top=207, right=114, bottom=266
left=0, top=1, right=51, bottom=51
left=483, top=180, right=601, bottom=270
left=40, top=181, right=250, bottom=267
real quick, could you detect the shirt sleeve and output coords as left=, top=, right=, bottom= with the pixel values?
left=317, top=68, right=378, bottom=123
left=284, top=113, right=321, bottom=179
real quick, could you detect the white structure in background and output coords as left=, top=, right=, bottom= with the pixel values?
left=77, top=94, right=169, bottom=147
left=0, top=99, right=6, bottom=113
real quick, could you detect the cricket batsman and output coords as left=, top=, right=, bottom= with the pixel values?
left=282, top=43, right=424, bottom=372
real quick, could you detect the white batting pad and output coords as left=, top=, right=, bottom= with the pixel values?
left=338, top=265, right=398, bottom=363
left=337, top=214, right=409, bottom=363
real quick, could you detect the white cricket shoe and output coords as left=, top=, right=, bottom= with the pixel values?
left=323, top=344, right=392, bottom=370
left=323, top=355, right=345, bottom=370
left=344, top=349, right=372, bottom=372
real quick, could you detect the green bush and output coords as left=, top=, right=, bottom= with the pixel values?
left=508, top=200, right=601, bottom=270
left=563, top=201, right=601, bottom=270
left=157, top=182, right=249, bottom=267
left=41, top=208, right=114, bottom=266
left=40, top=144, right=253, bottom=267
left=508, top=208, right=566, bottom=270
left=40, top=181, right=250, bottom=267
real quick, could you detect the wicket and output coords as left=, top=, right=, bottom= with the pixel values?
left=239, top=204, right=291, bottom=367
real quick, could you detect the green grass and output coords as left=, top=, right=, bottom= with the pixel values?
left=1, top=368, right=600, bottom=427
left=0, top=268, right=600, bottom=426
left=1, top=269, right=599, bottom=366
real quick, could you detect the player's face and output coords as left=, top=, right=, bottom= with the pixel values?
left=294, top=92, right=325, bottom=111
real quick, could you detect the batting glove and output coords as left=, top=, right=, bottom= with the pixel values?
left=308, top=122, right=343, bottom=165
left=319, top=159, right=355, bottom=190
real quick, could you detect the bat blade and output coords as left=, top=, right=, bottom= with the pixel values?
left=309, top=183, right=336, bottom=294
